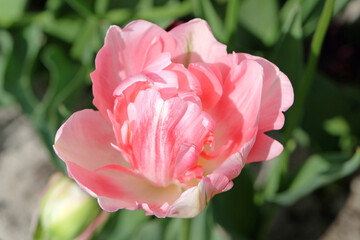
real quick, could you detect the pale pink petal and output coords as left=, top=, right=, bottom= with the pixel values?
left=167, top=183, right=207, bottom=218
left=168, top=137, right=255, bottom=218
left=236, top=53, right=294, bottom=131
left=66, top=162, right=182, bottom=213
left=202, top=133, right=255, bottom=195
left=91, top=21, right=176, bottom=118
left=246, top=133, right=284, bottom=163
left=188, top=62, right=223, bottom=110
left=54, top=109, right=128, bottom=171
left=127, top=88, right=215, bottom=186
left=202, top=58, right=263, bottom=174
left=113, top=74, right=150, bottom=98
left=166, top=63, right=202, bottom=95
left=169, top=18, right=227, bottom=65
left=110, top=73, right=178, bottom=153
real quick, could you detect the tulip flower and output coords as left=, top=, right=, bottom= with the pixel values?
left=54, top=19, right=293, bottom=218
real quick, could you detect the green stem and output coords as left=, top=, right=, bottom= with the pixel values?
left=180, top=218, right=192, bottom=240
left=284, top=0, right=335, bottom=139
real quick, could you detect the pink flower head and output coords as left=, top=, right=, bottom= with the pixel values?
left=54, top=19, right=294, bottom=218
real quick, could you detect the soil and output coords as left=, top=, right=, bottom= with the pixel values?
left=0, top=106, right=54, bottom=240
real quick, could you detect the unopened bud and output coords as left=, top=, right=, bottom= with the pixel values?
left=34, top=173, right=106, bottom=240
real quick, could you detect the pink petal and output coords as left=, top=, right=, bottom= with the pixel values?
left=54, top=109, right=128, bottom=171
left=91, top=21, right=176, bottom=118
left=166, top=63, right=202, bottom=95
left=169, top=18, right=227, bottom=65
left=246, top=133, right=284, bottom=163
left=203, top=57, right=264, bottom=173
left=168, top=135, right=255, bottom=218
left=66, top=162, right=182, bottom=213
left=236, top=53, right=294, bottom=131
left=127, top=88, right=215, bottom=186
left=188, top=62, right=223, bottom=111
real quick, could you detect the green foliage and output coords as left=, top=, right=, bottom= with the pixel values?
left=273, top=149, right=360, bottom=205
left=1, top=0, right=359, bottom=239
left=212, top=167, right=259, bottom=240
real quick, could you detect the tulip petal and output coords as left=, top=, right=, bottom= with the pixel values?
left=169, top=18, right=227, bottom=65
left=167, top=183, right=207, bottom=218
left=54, top=109, right=128, bottom=171
left=188, top=63, right=223, bottom=110
left=91, top=21, right=176, bottom=118
left=66, top=162, right=182, bottom=214
left=202, top=58, right=263, bottom=173
left=246, top=133, right=284, bottom=163
left=128, top=88, right=214, bottom=186
left=237, top=54, right=294, bottom=131
left=166, top=63, right=202, bottom=95
left=168, top=137, right=254, bottom=218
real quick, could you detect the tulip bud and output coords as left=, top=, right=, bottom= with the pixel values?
left=34, top=173, right=106, bottom=240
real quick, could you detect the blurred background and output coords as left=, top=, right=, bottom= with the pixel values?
left=0, top=0, right=360, bottom=239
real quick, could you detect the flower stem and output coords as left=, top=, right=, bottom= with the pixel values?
left=180, top=218, right=192, bottom=240
left=285, top=0, right=335, bottom=139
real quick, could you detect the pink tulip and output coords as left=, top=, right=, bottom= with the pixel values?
left=54, top=19, right=294, bottom=218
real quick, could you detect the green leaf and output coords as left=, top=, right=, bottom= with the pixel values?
left=95, top=0, right=110, bottom=15
left=324, top=116, right=350, bottom=137
left=35, top=45, right=86, bottom=171
left=70, top=18, right=99, bottom=64
left=41, top=45, right=79, bottom=108
left=42, top=17, right=83, bottom=43
left=303, top=73, right=351, bottom=152
left=104, top=9, right=132, bottom=25
left=224, top=0, right=239, bottom=42
left=303, top=0, right=351, bottom=36
left=191, top=207, right=228, bottom=240
left=284, top=0, right=335, bottom=140
left=238, top=0, right=280, bottom=46
left=134, top=220, right=163, bottom=240
left=4, top=25, right=42, bottom=113
left=0, top=0, right=27, bottom=27
left=0, top=30, right=14, bottom=105
left=134, top=1, right=193, bottom=28
left=271, top=1, right=304, bottom=83
left=212, top=167, right=258, bottom=239
left=163, top=207, right=228, bottom=240
left=92, top=210, right=150, bottom=240
left=258, top=140, right=297, bottom=202
left=46, top=0, right=63, bottom=12
left=272, top=148, right=360, bottom=205
left=65, top=0, right=94, bottom=18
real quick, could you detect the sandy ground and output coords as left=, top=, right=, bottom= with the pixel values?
left=0, top=106, right=359, bottom=240
left=0, top=106, right=54, bottom=240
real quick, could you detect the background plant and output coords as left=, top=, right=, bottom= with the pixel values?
left=1, top=0, right=359, bottom=239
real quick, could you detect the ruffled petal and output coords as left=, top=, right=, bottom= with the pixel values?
left=54, top=109, right=128, bottom=171
left=169, top=18, right=227, bottom=65
left=167, top=137, right=254, bottom=218
left=188, top=62, right=223, bottom=111
left=91, top=21, right=176, bottom=118
left=127, top=88, right=215, bottom=186
left=202, top=57, right=263, bottom=174
left=236, top=53, right=294, bottom=131
left=167, top=183, right=207, bottom=218
left=66, top=162, right=182, bottom=213
left=166, top=63, right=202, bottom=95
left=246, top=133, right=284, bottom=163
